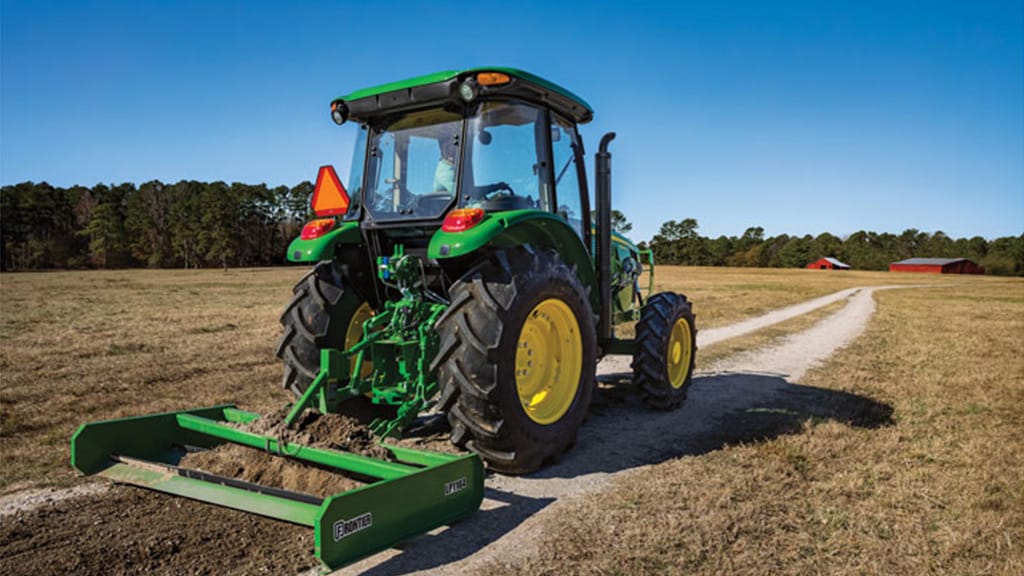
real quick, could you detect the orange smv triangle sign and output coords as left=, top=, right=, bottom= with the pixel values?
left=311, top=165, right=350, bottom=216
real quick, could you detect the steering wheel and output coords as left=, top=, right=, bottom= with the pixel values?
left=471, top=181, right=514, bottom=201
left=408, top=192, right=452, bottom=213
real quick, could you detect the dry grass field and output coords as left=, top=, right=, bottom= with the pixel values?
left=649, top=266, right=953, bottom=328
left=0, top=268, right=302, bottom=491
left=1, top=266, right=1021, bottom=575
left=489, top=282, right=1024, bottom=575
left=0, top=265, right=945, bottom=492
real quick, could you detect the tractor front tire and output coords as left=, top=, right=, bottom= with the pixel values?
left=632, top=292, right=697, bottom=409
left=433, top=245, right=597, bottom=474
left=276, top=261, right=369, bottom=396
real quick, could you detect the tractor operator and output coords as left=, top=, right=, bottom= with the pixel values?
left=433, top=136, right=457, bottom=193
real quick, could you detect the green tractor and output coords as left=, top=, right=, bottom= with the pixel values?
left=278, top=67, right=698, bottom=474
left=70, top=68, right=697, bottom=570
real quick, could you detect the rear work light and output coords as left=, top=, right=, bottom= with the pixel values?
left=330, top=100, right=349, bottom=125
left=300, top=218, right=337, bottom=240
left=442, top=208, right=485, bottom=232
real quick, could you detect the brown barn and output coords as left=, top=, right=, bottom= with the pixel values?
left=806, top=257, right=851, bottom=270
left=889, top=258, right=984, bottom=274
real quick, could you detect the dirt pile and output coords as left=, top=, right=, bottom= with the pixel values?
left=249, top=406, right=393, bottom=459
left=0, top=486, right=315, bottom=576
left=179, top=407, right=393, bottom=498
left=182, top=445, right=362, bottom=497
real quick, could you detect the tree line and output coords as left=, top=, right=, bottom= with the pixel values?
left=641, top=218, right=1024, bottom=276
left=1, top=180, right=313, bottom=270
left=2, top=182, right=1021, bottom=275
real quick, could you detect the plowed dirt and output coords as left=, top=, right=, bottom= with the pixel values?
left=179, top=408, right=391, bottom=498
left=0, top=486, right=315, bottom=575
left=244, top=405, right=393, bottom=459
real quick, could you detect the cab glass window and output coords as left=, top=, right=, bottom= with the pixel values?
left=341, top=125, right=368, bottom=220
left=551, top=115, right=585, bottom=238
left=365, top=108, right=462, bottom=221
left=461, top=101, right=551, bottom=212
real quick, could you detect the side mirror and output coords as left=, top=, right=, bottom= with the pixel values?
left=477, top=129, right=492, bottom=145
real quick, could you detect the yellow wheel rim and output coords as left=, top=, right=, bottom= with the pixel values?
left=345, top=302, right=374, bottom=378
left=515, top=299, right=583, bottom=425
left=667, top=316, right=693, bottom=389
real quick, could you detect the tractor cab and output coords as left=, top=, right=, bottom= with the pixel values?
left=331, top=69, right=592, bottom=244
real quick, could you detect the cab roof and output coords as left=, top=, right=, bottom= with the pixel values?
left=333, top=67, right=594, bottom=124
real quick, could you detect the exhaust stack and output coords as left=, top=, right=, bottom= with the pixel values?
left=595, top=132, right=616, bottom=341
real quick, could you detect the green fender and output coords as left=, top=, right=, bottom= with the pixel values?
left=428, top=210, right=598, bottom=309
left=287, top=221, right=362, bottom=262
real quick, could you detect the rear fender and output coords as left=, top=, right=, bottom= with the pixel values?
left=428, top=210, right=597, bottom=310
left=287, top=221, right=362, bottom=262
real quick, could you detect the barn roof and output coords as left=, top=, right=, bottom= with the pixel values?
left=892, top=258, right=968, bottom=266
left=823, top=257, right=850, bottom=268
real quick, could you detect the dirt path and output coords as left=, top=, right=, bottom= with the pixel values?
left=697, top=286, right=865, bottom=348
left=0, top=287, right=894, bottom=576
left=704, top=287, right=884, bottom=380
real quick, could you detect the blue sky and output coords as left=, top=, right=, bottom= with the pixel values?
left=2, top=0, right=1021, bottom=241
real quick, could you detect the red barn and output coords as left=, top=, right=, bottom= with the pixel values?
left=889, top=258, right=984, bottom=274
left=806, top=257, right=851, bottom=270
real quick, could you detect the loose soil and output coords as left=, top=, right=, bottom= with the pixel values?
left=241, top=406, right=392, bottom=461
left=179, top=407, right=391, bottom=498
left=0, top=486, right=315, bottom=576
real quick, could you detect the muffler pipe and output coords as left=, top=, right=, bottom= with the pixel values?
left=596, top=132, right=616, bottom=341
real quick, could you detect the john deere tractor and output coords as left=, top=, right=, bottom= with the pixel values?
left=277, top=67, right=697, bottom=474
left=70, top=69, right=697, bottom=569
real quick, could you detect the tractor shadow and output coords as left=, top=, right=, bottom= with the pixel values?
left=351, top=371, right=892, bottom=575
left=535, top=371, right=894, bottom=479
left=351, top=487, right=553, bottom=576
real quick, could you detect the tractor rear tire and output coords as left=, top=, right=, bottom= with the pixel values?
left=632, top=292, right=697, bottom=409
left=433, top=245, right=597, bottom=474
left=276, top=261, right=368, bottom=396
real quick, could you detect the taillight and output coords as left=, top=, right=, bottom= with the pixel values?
left=441, top=208, right=485, bottom=232
left=300, top=218, right=337, bottom=240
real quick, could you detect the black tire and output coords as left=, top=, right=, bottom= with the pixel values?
left=275, top=261, right=366, bottom=396
left=632, top=292, right=697, bottom=409
left=432, top=245, right=597, bottom=474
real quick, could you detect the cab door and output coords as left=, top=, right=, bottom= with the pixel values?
left=550, top=113, right=589, bottom=247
